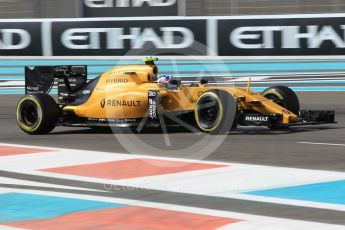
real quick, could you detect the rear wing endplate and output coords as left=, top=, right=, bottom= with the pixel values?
left=25, top=66, right=87, bottom=95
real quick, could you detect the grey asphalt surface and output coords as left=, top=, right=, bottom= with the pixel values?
left=1, top=92, right=345, bottom=225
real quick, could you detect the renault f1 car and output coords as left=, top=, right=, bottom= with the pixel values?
left=16, top=58, right=336, bottom=135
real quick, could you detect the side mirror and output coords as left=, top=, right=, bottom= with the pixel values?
left=200, top=79, right=208, bottom=85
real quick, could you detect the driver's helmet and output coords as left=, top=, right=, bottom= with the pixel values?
left=158, top=74, right=175, bottom=84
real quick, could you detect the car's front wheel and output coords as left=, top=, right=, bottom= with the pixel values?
left=262, top=85, right=300, bottom=115
left=16, top=94, right=59, bottom=135
left=194, top=90, right=236, bottom=134
left=262, top=86, right=300, bottom=129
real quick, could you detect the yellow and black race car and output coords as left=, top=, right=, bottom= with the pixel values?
left=16, top=58, right=335, bottom=135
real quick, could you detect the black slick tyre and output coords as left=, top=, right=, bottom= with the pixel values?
left=16, top=94, right=59, bottom=135
left=194, top=90, right=236, bottom=134
left=262, top=86, right=300, bottom=129
left=262, top=86, right=300, bottom=115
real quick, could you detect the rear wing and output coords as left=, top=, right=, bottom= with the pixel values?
left=25, top=66, right=87, bottom=95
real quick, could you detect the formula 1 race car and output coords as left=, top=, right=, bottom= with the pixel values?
left=16, top=58, right=336, bottom=135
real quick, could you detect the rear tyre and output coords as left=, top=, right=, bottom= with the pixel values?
left=262, top=86, right=300, bottom=129
left=195, top=90, right=236, bottom=134
left=16, top=94, right=59, bottom=135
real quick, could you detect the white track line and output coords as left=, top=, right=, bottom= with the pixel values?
left=298, top=142, right=345, bottom=147
left=1, top=188, right=345, bottom=230
left=3, top=143, right=345, bottom=213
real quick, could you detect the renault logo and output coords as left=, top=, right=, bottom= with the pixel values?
left=100, top=98, right=106, bottom=108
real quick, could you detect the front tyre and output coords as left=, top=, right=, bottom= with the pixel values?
left=195, top=90, right=236, bottom=134
left=262, top=85, right=300, bottom=115
left=16, top=94, right=59, bottom=135
left=262, top=86, right=300, bottom=129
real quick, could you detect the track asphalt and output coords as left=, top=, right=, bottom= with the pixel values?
left=1, top=92, right=345, bottom=226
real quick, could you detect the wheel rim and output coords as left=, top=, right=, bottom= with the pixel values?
left=197, top=95, right=221, bottom=130
left=18, top=100, right=40, bottom=128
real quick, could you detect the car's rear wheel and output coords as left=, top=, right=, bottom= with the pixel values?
left=16, top=94, right=59, bottom=135
left=195, top=90, right=236, bottom=134
left=262, top=86, right=300, bottom=129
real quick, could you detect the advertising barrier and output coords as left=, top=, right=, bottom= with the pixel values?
left=1, top=14, right=345, bottom=56
left=82, top=0, right=184, bottom=17
left=0, top=22, right=42, bottom=56
left=51, top=19, right=207, bottom=56
left=218, top=17, right=345, bottom=56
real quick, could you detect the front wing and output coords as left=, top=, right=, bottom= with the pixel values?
left=239, top=110, right=336, bottom=127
